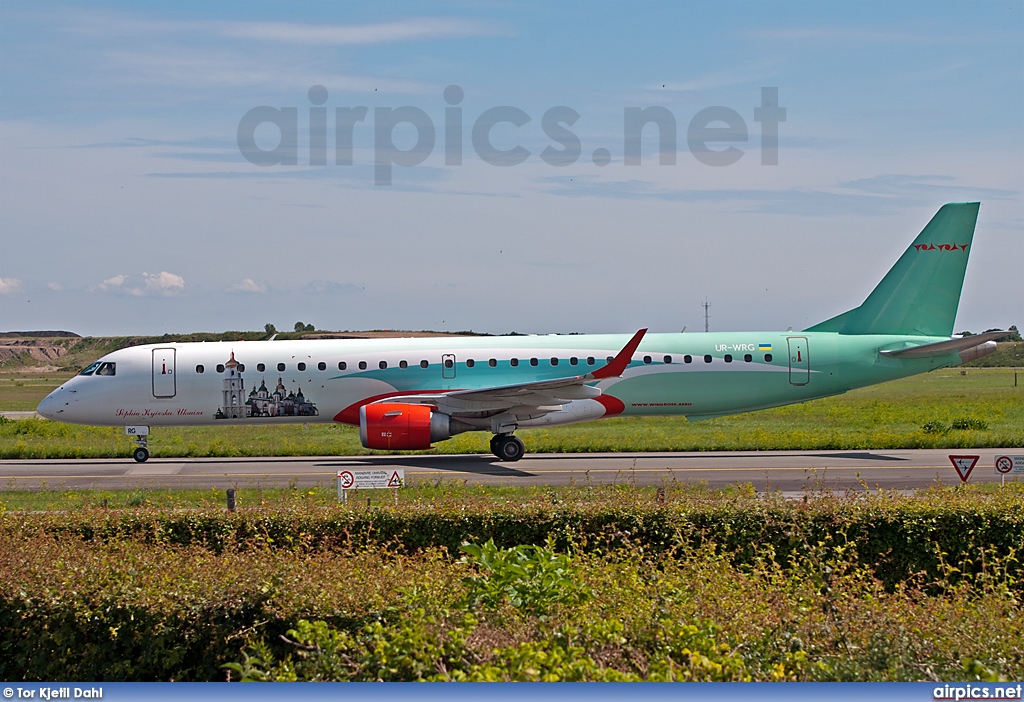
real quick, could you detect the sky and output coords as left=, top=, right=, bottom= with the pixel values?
left=0, top=1, right=1021, bottom=336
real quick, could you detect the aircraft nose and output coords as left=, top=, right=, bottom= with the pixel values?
left=37, top=388, right=65, bottom=420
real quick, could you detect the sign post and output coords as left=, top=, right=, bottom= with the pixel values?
left=337, top=469, right=404, bottom=505
left=948, top=455, right=980, bottom=483
left=995, top=455, right=1024, bottom=487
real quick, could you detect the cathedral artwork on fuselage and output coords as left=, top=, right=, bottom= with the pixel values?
left=214, top=352, right=319, bottom=420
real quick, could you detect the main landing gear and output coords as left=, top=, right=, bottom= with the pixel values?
left=490, top=433, right=525, bottom=462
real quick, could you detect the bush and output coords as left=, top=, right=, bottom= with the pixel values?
left=2, top=486, right=1023, bottom=681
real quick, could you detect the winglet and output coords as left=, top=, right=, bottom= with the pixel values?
left=591, top=328, right=647, bottom=379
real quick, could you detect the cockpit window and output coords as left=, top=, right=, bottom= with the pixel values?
left=79, top=361, right=101, bottom=376
left=95, top=362, right=116, bottom=376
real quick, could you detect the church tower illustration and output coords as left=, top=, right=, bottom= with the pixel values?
left=218, top=352, right=245, bottom=419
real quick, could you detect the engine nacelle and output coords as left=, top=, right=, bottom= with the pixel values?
left=358, top=403, right=470, bottom=450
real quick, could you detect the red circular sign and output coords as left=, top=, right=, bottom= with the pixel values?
left=995, top=456, right=1014, bottom=474
left=338, top=470, right=355, bottom=488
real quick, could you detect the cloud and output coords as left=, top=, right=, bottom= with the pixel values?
left=746, top=27, right=975, bottom=45
left=47, top=282, right=63, bottom=291
left=92, top=271, right=185, bottom=297
left=0, top=278, right=23, bottom=295
left=301, top=280, right=360, bottom=295
left=226, top=278, right=267, bottom=294
left=95, top=274, right=128, bottom=293
left=217, top=18, right=498, bottom=46
left=837, top=174, right=1017, bottom=200
left=143, top=271, right=185, bottom=296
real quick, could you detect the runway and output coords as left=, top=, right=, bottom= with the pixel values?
left=1, top=448, right=1020, bottom=492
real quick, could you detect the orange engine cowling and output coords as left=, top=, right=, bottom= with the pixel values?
left=359, top=403, right=472, bottom=450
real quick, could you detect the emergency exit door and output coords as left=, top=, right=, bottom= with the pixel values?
left=441, top=354, right=456, bottom=380
left=787, top=337, right=809, bottom=386
left=152, top=348, right=176, bottom=397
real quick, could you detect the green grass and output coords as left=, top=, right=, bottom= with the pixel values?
left=1, top=368, right=1021, bottom=459
left=0, top=372, right=72, bottom=411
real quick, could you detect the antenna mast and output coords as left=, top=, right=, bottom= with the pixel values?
left=702, top=298, right=710, bottom=333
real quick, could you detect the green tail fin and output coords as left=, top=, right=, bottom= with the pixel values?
left=806, top=202, right=980, bottom=336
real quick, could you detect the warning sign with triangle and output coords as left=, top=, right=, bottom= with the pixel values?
left=948, top=455, right=979, bottom=482
left=388, top=470, right=403, bottom=488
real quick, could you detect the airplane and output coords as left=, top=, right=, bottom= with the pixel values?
left=37, top=202, right=1002, bottom=463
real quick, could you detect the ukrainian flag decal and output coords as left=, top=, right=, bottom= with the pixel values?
left=758, top=343, right=772, bottom=351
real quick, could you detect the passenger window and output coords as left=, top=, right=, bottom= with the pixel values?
left=379, top=361, right=387, bottom=370
left=297, top=362, right=306, bottom=371
left=570, top=357, right=578, bottom=365
left=318, top=362, right=326, bottom=371
left=511, top=358, right=519, bottom=367
left=399, top=360, right=408, bottom=369
left=338, top=361, right=347, bottom=370
left=664, top=355, right=672, bottom=364
left=764, top=353, right=773, bottom=362
left=257, top=363, right=266, bottom=372
left=684, top=355, right=692, bottom=364
left=444, top=359, right=454, bottom=369
left=550, top=357, right=558, bottom=366
left=277, top=363, right=286, bottom=372
left=358, top=361, right=367, bottom=370
left=196, top=365, right=204, bottom=374
left=466, top=359, right=475, bottom=368
left=420, top=360, right=429, bottom=368
left=96, top=362, right=116, bottom=376
left=79, top=361, right=101, bottom=376
left=703, top=355, right=712, bottom=363
left=606, top=356, right=614, bottom=364
left=586, top=357, right=595, bottom=365
left=724, top=354, right=732, bottom=363
left=643, top=355, right=652, bottom=364
left=530, top=358, right=538, bottom=366
left=488, top=358, right=497, bottom=367
left=744, top=354, right=752, bottom=363
left=217, top=364, right=225, bottom=373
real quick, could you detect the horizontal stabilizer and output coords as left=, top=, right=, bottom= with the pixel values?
left=879, top=331, right=1005, bottom=359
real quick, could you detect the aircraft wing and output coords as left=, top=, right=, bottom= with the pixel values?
left=379, top=328, right=647, bottom=416
left=879, top=331, right=1005, bottom=358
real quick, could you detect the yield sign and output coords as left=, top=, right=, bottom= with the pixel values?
left=948, top=455, right=979, bottom=483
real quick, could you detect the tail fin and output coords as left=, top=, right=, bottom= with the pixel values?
left=805, top=202, right=980, bottom=336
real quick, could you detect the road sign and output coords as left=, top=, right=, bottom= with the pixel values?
left=337, top=469, right=404, bottom=490
left=948, top=455, right=979, bottom=482
left=995, top=455, right=1024, bottom=475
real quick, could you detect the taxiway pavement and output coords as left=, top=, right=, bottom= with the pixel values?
left=1, top=448, right=1019, bottom=492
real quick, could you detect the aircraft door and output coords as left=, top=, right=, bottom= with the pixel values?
left=441, top=354, right=456, bottom=380
left=153, top=348, right=176, bottom=398
left=787, top=337, right=809, bottom=386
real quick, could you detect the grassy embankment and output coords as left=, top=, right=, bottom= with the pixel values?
left=1, top=367, right=1022, bottom=459
left=2, top=483, right=1022, bottom=681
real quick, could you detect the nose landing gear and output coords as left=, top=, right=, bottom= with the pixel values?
left=490, top=433, right=525, bottom=462
left=125, top=426, right=150, bottom=462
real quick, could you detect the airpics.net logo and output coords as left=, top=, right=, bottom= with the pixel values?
left=933, top=684, right=1023, bottom=701
left=236, top=85, right=786, bottom=185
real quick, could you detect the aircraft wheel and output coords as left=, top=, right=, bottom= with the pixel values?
left=489, top=434, right=500, bottom=455
left=133, top=447, right=150, bottom=463
left=494, top=435, right=525, bottom=462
